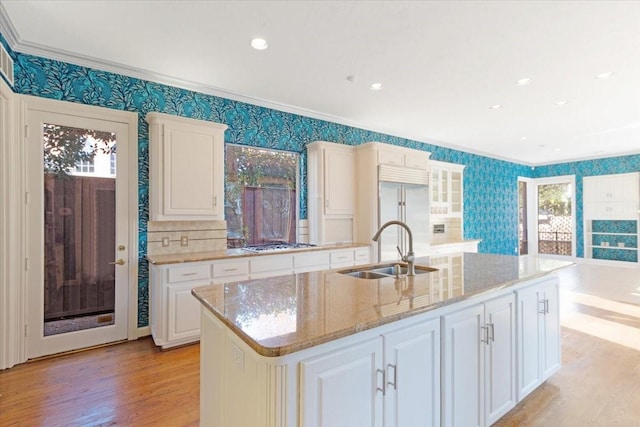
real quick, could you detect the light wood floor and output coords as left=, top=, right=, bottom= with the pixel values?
left=1, top=263, right=639, bottom=426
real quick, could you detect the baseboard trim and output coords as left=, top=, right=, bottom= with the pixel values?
left=137, top=326, right=151, bottom=338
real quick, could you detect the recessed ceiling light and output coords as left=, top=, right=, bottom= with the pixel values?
left=596, top=71, right=614, bottom=79
left=515, top=78, right=531, bottom=86
left=369, top=82, right=383, bottom=91
left=521, top=136, right=527, bottom=140
left=555, top=100, right=568, bottom=106
left=250, top=38, right=268, bottom=50
left=489, top=104, right=502, bottom=110
left=555, top=148, right=561, bottom=152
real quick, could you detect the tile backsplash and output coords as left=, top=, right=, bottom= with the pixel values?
left=147, top=220, right=227, bottom=255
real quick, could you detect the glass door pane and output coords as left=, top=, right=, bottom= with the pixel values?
left=519, top=181, right=529, bottom=255
left=42, top=124, right=117, bottom=336
left=537, top=182, right=573, bottom=256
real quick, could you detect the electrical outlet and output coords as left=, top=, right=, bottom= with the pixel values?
left=181, top=236, right=189, bottom=246
left=162, top=236, right=170, bottom=247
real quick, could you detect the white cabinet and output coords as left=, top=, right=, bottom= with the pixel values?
left=146, top=112, right=227, bottom=221
left=442, top=293, right=516, bottom=427
left=301, top=337, right=384, bottom=427
left=383, top=319, right=441, bottom=427
left=516, top=278, right=561, bottom=401
left=150, top=261, right=215, bottom=349
left=376, top=143, right=430, bottom=169
left=583, top=173, right=639, bottom=264
left=430, top=160, right=465, bottom=217
left=301, top=317, right=441, bottom=427
left=583, top=173, right=639, bottom=220
left=150, top=247, right=369, bottom=348
left=307, top=141, right=356, bottom=244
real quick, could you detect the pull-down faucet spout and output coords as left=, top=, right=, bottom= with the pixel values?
left=372, top=220, right=416, bottom=276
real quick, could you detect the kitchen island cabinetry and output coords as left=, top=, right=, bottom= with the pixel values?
left=441, top=293, right=516, bottom=427
left=194, top=253, right=570, bottom=427
left=146, top=112, right=227, bottom=221
left=516, top=278, right=560, bottom=400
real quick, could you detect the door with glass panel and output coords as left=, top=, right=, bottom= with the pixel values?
left=26, top=106, right=132, bottom=358
left=535, top=178, right=575, bottom=257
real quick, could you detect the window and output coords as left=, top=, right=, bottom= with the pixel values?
left=75, top=158, right=95, bottom=173
left=225, top=144, right=298, bottom=248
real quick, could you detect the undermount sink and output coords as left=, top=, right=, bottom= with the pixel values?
left=339, top=263, right=437, bottom=279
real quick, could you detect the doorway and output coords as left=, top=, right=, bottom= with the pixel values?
left=531, top=176, right=576, bottom=258
left=25, top=98, right=138, bottom=359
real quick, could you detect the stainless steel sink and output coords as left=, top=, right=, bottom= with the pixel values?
left=339, top=263, right=437, bottom=279
left=370, top=265, right=435, bottom=275
left=342, top=271, right=390, bottom=280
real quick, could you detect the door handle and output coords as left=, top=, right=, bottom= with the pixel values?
left=387, top=364, right=397, bottom=390
left=110, top=259, right=126, bottom=265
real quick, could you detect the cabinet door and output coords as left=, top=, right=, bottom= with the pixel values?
left=541, top=281, right=561, bottom=380
left=300, top=337, right=384, bottom=427
left=167, top=281, right=209, bottom=343
left=484, top=294, right=516, bottom=426
left=324, top=148, right=355, bottom=215
left=515, top=284, right=542, bottom=400
left=442, top=304, right=484, bottom=427
left=384, top=319, right=440, bottom=427
left=163, top=122, right=223, bottom=219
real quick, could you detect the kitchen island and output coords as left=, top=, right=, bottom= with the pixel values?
left=192, top=253, right=572, bottom=427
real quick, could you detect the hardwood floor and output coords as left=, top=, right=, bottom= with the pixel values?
left=0, top=338, right=200, bottom=427
left=1, top=263, right=639, bottom=426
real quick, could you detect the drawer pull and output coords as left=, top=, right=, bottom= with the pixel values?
left=224, top=268, right=238, bottom=272
left=182, top=272, right=197, bottom=276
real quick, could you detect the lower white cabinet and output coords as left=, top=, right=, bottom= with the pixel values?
left=300, top=317, right=441, bottom=427
left=516, top=279, right=561, bottom=400
left=150, top=247, right=370, bottom=349
left=300, top=337, right=384, bottom=427
left=199, top=274, right=559, bottom=427
left=442, top=293, right=516, bottom=427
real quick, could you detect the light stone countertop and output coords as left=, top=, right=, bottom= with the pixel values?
left=192, top=253, right=573, bottom=357
left=146, top=243, right=371, bottom=265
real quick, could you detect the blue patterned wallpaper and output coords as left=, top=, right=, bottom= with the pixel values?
left=5, top=48, right=545, bottom=326
left=533, top=156, right=640, bottom=258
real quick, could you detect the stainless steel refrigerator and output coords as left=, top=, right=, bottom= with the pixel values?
left=377, top=165, right=430, bottom=262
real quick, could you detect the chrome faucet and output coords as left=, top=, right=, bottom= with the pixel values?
left=372, top=220, right=416, bottom=276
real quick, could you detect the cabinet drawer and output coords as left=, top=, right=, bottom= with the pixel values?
left=294, top=251, right=331, bottom=269
left=213, top=259, right=250, bottom=278
left=167, top=264, right=211, bottom=283
left=354, top=247, right=370, bottom=264
left=251, top=254, right=293, bottom=274
left=330, top=250, right=355, bottom=266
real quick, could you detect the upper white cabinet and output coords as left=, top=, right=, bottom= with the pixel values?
left=377, top=143, right=430, bottom=169
left=583, top=173, right=639, bottom=220
left=307, top=141, right=356, bottom=244
left=146, top=112, right=227, bottom=221
left=430, top=160, right=465, bottom=217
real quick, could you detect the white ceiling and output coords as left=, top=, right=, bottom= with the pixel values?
left=2, top=0, right=640, bottom=165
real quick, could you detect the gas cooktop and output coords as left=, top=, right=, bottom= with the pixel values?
left=242, top=243, right=317, bottom=253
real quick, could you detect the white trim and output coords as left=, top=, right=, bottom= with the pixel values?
left=0, top=76, right=24, bottom=370
left=137, top=326, right=151, bottom=338
left=20, top=96, right=138, bottom=360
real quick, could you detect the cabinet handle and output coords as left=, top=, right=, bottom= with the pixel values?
left=480, top=325, right=489, bottom=345
left=544, top=299, right=550, bottom=314
left=325, top=199, right=329, bottom=208
left=538, top=299, right=546, bottom=314
left=224, top=268, right=238, bottom=272
left=387, top=364, right=397, bottom=390
left=376, top=368, right=386, bottom=395
left=489, top=323, right=495, bottom=342
left=214, top=195, right=217, bottom=208
left=182, top=272, right=197, bottom=276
